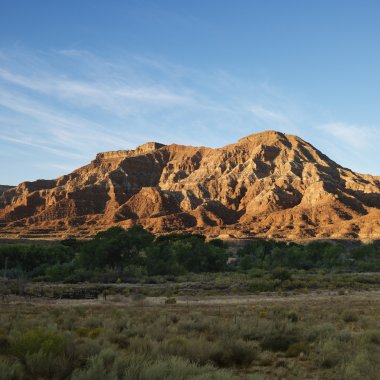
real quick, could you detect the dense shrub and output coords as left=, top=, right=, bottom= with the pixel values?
left=210, top=340, right=257, bottom=368
left=313, top=338, right=342, bottom=369
left=0, top=358, right=23, bottom=380
left=10, top=327, right=67, bottom=357
left=260, top=333, right=298, bottom=352
left=271, top=267, right=292, bottom=281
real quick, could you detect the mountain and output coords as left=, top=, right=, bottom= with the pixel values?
left=0, top=185, right=14, bottom=195
left=1, top=131, right=379, bottom=240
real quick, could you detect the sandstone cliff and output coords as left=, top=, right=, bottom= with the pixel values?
left=1, top=131, right=379, bottom=240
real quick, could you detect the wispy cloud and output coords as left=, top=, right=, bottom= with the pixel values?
left=318, top=122, right=378, bottom=150
left=0, top=49, right=299, bottom=156
left=1, top=47, right=378, bottom=183
left=0, top=49, right=220, bottom=183
left=0, top=67, right=193, bottom=110
left=0, top=90, right=129, bottom=149
left=0, top=135, right=84, bottom=160
left=39, top=163, right=77, bottom=172
left=249, top=104, right=289, bottom=125
left=312, top=122, right=380, bottom=175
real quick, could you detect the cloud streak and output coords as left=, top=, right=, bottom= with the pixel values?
left=318, top=122, right=379, bottom=150
left=0, top=67, right=193, bottom=110
left=0, top=48, right=379, bottom=183
left=249, top=104, right=289, bottom=125
left=0, top=49, right=295, bottom=153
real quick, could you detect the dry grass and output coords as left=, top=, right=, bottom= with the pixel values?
left=0, top=291, right=380, bottom=379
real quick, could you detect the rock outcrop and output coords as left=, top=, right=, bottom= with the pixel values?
left=1, top=130, right=379, bottom=240
left=0, top=185, right=14, bottom=195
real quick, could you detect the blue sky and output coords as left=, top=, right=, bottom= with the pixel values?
left=1, top=0, right=380, bottom=184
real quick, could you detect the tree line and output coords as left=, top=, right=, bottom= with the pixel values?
left=0, top=225, right=379, bottom=282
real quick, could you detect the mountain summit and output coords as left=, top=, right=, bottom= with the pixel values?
left=1, top=130, right=379, bottom=240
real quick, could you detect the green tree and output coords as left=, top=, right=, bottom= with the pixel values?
left=77, top=225, right=153, bottom=270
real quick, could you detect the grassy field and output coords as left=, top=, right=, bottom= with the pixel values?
left=1, top=290, right=380, bottom=379
left=3, top=269, right=380, bottom=301
left=1, top=229, right=380, bottom=379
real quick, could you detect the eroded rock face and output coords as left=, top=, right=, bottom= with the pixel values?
left=1, top=131, right=380, bottom=240
left=0, top=185, right=14, bottom=195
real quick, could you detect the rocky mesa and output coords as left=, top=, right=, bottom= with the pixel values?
left=1, top=130, right=380, bottom=241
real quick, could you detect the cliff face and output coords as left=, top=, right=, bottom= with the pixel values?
left=1, top=131, right=380, bottom=240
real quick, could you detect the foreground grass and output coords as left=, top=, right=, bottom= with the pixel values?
left=1, top=292, right=380, bottom=379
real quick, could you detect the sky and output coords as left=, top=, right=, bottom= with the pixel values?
left=1, top=0, right=380, bottom=185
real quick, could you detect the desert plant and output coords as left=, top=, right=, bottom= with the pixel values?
left=0, top=358, right=23, bottom=379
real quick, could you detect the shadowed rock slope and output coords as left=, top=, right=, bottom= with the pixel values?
left=0, top=185, right=14, bottom=195
left=1, top=131, right=379, bottom=240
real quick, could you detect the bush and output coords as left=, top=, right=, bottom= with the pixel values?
left=164, top=336, right=218, bottom=365
left=286, top=341, right=308, bottom=357
left=364, top=330, right=380, bottom=345
left=210, top=340, right=257, bottom=368
left=258, top=351, right=273, bottom=366
left=306, top=323, right=336, bottom=342
left=7, top=327, right=76, bottom=379
left=260, top=333, right=298, bottom=352
left=314, top=339, right=341, bottom=369
left=0, top=358, right=23, bottom=380
left=123, top=265, right=147, bottom=278
left=135, top=356, right=240, bottom=380
left=0, top=335, right=10, bottom=354
left=342, top=352, right=380, bottom=380
left=73, top=351, right=245, bottom=380
left=271, top=267, right=292, bottom=281
left=24, top=350, right=73, bottom=379
left=287, top=311, right=299, bottom=323
left=10, top=327, right=67, bottom=357
left=343, top=311, right=359, bottom=323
